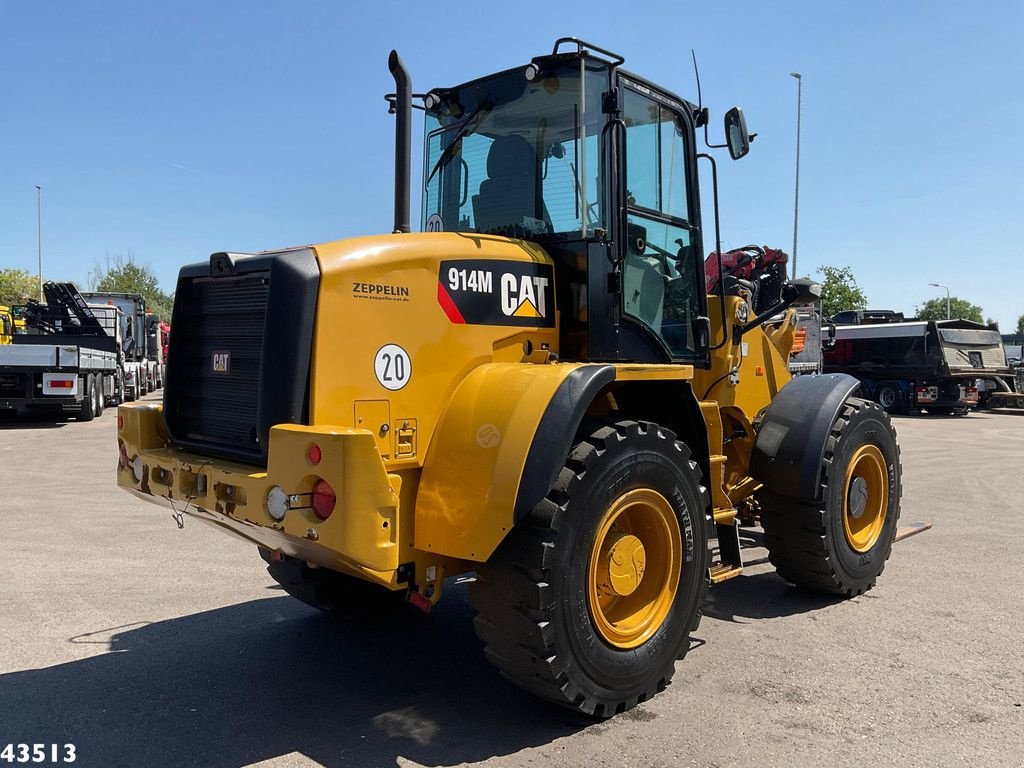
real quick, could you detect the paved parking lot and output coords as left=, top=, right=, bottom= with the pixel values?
left=1, top=400, right=1021, bottom=768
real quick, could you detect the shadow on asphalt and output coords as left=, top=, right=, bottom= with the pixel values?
left=0, top=582, right=592, bottom=768
left=0, top=412, right=71, bottom=429
left=702, top=571, right=843, bottom=624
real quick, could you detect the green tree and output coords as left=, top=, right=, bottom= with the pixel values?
left=817, top=265, right=867, bottom=318
left=1016, top=314, right=1024, bottom=335
left=915, top=296, right=983, bottom=323
left=0, top=268, right=39, bottom=305
left=90, top=253, right=174, bottom=320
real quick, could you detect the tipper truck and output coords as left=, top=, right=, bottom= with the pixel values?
left=116, top=40, right=907, bottom=716
left=823, top=313, right=1010, bottom=414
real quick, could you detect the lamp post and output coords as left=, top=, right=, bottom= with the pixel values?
left=790, top=72, right=802, bottom=279
left=929, top=282, right=951, bottom=319
left=35, top=185, right=43, bottom=301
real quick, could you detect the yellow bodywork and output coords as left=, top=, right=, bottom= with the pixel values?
left=118, top=231, right=797, bottom=595
left=0, top=306, right=13, bottom=344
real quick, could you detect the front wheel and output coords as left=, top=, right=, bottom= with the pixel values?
left=875, top=382, right=904, bottom=415
left=760, top=397, right=902, bottom=596
left=471, top=420, right=711, bottom=717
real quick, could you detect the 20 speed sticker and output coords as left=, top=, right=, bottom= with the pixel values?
left=437, top=259, right=555, bottom=328
left=374, top=344, right=411, bottom=391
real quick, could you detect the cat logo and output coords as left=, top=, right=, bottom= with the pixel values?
left=211, top=351, right=230, bottom=374
left=500, top=273, right=549, bottom=319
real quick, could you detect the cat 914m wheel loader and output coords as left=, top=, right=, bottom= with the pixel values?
left=116, top=39, right=903, bottom=717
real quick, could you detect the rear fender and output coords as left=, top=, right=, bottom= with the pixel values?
left=415, top=363, right=614, bottom=561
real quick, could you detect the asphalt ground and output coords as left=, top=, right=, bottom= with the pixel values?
left=1, top=397, right=1022, bottom=768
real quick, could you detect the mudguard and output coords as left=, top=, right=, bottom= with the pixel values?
left=415, top=362, right=614, bottom=561
left=750, top=373, right=860, bottom=500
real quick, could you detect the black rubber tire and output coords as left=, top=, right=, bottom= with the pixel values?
left=759, top=397, right=902, bottom=596
left=78, top=376, right=96, bottom=422
left=875, top=382, right=904, bottom=415
left=259, top=548, right=409, bottom=617
left=94, top=377, right=104, bottom=417
left=470, top=419, right=711, bottom=718
left=113, top=372, right=124, bottom=406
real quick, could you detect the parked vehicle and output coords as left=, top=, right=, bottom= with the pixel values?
left=823, top=314, right=1011, bottom=414
left=0, top=283, right=122, bottom=420
left=81, top=291, right=162, bottom=399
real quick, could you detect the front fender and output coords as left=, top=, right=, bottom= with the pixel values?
left=749, top=373, right=860, bottom=500
left=415, top=362, right=614, bottom=561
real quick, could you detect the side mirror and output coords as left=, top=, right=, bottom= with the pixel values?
left=724, top=107, right=750, bottom=160
left=781, top=278, right=822, bottom=307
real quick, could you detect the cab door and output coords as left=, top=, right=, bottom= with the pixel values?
left=617, top=79, right=705, bottom=362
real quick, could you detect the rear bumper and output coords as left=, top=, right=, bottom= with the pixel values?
left=117, top=403, right=403, bottom=586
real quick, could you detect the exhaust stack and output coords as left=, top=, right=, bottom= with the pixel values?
left=388, top=50, right=412, bottom=234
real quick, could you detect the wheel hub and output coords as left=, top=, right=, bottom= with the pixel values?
left=847, top=476, right=869, bottom=519
left=586, top=488, right=682, bottom=649
left=842, top=444, right=889, bottom=553
left=603, top=534, right=647, bottom=596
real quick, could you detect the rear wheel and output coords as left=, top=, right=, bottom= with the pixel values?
left=759, top=397, right=901, bottom=596
left=78, top=376, right=97, bottom=422
left=259, top=548, right=408, bottom=617
left=471, top=420, right=711, bottom=717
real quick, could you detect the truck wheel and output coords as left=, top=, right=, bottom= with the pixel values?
left=875, top=382, right=904, bottom=415
left=259, top=549, right=408, bottom=617
left=760, top=397, right=901, bottom=596
left=78, top=376, right=97, bottom=422
left=94, top=378, right=104, bottom=417
left=471, top=420, right=711, bottom=717
left=113, top=373, right=124, bottom=405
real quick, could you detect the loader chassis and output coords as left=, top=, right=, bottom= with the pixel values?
left=117, top=40, right=903, bottom=716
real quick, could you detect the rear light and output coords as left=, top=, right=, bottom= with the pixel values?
left=308, top=444, right=322, bottom=465
left=312, top=479, right=336, bottom=520
left=51, top=379, right=74, bottom=389
left=266, top=486, right=289, bottom=521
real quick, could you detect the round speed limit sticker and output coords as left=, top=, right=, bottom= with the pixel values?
left=374, top=344, right=411, bottom=390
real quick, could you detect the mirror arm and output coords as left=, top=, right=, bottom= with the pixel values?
left=738, top=298, right=795, bottom=337
left=702, top=120, right=727, bottom=150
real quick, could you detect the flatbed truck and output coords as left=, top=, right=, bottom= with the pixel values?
left=0, top=283, right=122, bottom=420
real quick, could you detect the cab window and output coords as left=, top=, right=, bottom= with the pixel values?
left=622, top=87, right=697, bottom=358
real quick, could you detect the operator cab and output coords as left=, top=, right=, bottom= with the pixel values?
left=415, top=39, right=728, bottom=366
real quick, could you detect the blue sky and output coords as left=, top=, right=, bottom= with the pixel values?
left=2, top=1, right=1021, bottom=328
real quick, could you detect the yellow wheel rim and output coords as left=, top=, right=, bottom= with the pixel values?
left=587, top=488, right=682, bottom=649
left=842, top=445, right=889, bottom=553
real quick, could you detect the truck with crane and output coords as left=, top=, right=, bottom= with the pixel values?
left=115, top=39, right=909, bottom=716
left=0, top=282, right=123, bottom=420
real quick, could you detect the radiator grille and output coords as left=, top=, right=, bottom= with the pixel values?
left=168, top=274, right=270, bottom=454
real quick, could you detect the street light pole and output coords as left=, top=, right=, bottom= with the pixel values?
left=790, top=72, right=802, bottom=279
left=35, top=185, right=43, bottom=301
left=929, top=282, right=950, bottom=319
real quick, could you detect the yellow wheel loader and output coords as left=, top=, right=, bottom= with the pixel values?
left=116, top=39, right=903, bottom=717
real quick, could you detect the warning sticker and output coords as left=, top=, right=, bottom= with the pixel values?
left=437, top=260, right=555, bottom=328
